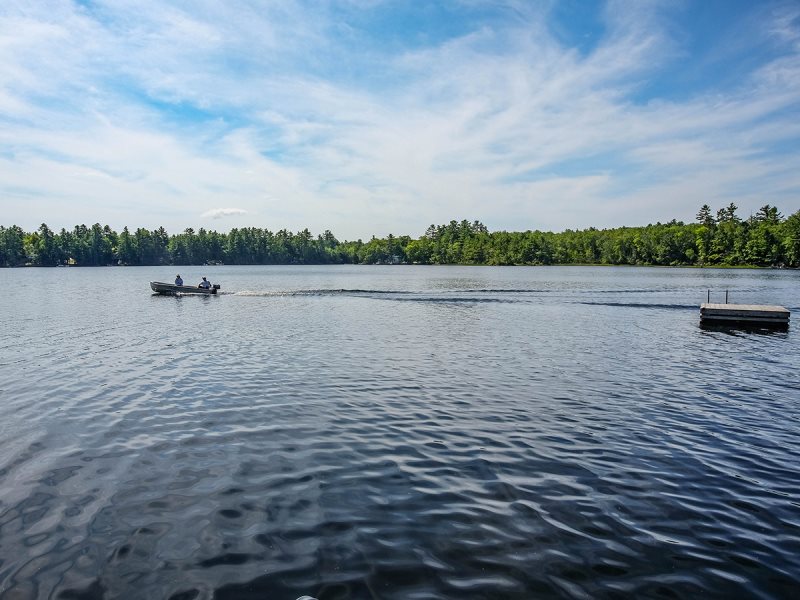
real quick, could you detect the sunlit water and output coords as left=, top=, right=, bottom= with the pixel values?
left=0, top=265, right=798, bottom=599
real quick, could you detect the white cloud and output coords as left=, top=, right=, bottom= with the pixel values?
left=201, top=208, right=249, bottom=219
left=0, top=1, right=798, bottom=238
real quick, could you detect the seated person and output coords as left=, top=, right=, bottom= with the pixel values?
left=199, top=277, right=211, bottom=289
left=175, top=274, right=183, bottom=286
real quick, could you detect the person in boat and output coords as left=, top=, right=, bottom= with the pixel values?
left=175, top=274, right=183, bottom=286
left=198, top=276, right=211, bottom=289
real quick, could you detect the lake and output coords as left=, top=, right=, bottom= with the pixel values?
left=0, top=265, right=798, bottom=599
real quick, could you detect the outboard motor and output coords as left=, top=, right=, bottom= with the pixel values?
left=211, top=284, right=221, bottom=295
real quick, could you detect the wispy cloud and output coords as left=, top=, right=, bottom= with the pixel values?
left=0, top=1, right=798, bottom=237
left=201, top=207, right=248, bottom=219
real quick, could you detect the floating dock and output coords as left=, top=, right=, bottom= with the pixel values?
left=700, top=303, right=790, bottom=327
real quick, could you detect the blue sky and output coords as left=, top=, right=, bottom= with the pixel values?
left=1, top=0, right=799, bottom=239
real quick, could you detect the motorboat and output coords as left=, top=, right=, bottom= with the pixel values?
left=150, top=281, right=221, bottom=295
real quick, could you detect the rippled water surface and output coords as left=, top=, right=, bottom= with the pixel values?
left=1, top=265, right=799, bottom=599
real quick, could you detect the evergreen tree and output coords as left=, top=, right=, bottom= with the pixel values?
left=0, top=206, right=794, bottom=268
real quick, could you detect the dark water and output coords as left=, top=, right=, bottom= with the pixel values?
left=1, top=265, right=798, bottom=599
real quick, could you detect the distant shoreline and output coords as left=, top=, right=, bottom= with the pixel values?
left=3, top=262, right=793, bottom=270
left=3, top=207, right=799, bottom=268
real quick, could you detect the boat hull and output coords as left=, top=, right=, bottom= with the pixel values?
left=150, top=281, right=219, bottom=295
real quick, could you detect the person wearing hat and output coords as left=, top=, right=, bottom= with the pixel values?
left=175, top=274, right=183, bottom=286
left=198, top=276, right=211, bottom=289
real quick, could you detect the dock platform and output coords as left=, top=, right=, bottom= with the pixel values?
left=700, top=303, right=790, bottom=327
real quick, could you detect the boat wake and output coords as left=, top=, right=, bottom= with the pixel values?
left=231, top=288, right=540, bottom=304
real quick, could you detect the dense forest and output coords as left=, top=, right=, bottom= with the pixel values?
left=1, top=204, right=799, bottom=268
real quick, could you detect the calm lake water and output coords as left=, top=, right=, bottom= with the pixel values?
left=0, top=265, right=798, bottom=599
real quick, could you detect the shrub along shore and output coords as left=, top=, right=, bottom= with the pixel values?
left=2, top=204, right=799, bottom=268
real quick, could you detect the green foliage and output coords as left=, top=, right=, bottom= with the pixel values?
left=0, top=225, right=26, bottom=267
left=782, top=210, right=800, bottom=266
left=1, top=205, right=798, bottom=268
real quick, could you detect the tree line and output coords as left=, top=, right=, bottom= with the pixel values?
left=1, top=204, right=799, bottom=268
